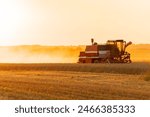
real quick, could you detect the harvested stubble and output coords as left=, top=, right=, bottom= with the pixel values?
left=0, top=63, right=150, bottom=100
left=0, top=62, right=149, bottom=75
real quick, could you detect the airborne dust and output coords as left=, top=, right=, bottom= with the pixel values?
left=0, top=44, right=149, bottom=63
left=0, top=46, right=84, bottom=63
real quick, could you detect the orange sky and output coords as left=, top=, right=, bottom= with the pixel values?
left=0, top=0, right=150, bottom=46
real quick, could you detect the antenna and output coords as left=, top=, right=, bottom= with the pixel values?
left=91, top=38, right=94, bottom=45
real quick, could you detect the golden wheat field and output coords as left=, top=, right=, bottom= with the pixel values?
left=0, top=63, right=150, bottom=100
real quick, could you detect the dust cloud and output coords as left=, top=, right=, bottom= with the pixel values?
left=127, top=44, right=150, bottom=62
left=0, top=44, right=149, bottom=63
left=0, top=46, right=84, bottom=63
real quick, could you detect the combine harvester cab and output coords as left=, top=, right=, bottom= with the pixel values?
left=78, top=39, right=132, bottom=63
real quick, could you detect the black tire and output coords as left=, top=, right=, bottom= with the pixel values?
left=93, top=60, right=99, bottom=63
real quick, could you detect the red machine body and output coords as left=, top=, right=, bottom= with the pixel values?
left=78, top=39, right=132, bottom=63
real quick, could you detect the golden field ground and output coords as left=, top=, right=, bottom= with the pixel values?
left=0, top=44, right=150, bottom=100
left=0, top=63, right=150, bottom=100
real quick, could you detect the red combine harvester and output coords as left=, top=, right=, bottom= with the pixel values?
left=78, top=39, right=132, bottom=63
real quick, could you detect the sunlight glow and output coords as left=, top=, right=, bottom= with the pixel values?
left=0, top=0, right=150, bottom=46
left=0, top=0, right=25, bottom=45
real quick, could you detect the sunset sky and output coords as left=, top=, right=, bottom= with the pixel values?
left=0, top=0, right=150, bottom=46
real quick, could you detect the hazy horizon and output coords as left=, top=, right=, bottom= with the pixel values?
left=0, top=41, right=149, bottom=47
left=0, top=44, right=149, bottom=63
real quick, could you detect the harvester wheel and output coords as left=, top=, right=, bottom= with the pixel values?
left=103, top=59, right=110, bottom=63
left=123, top=59, right=132, bottom=63
left=128, top=60, right=132, bottom=63
left=93, top=60, right=99, bottom=63
left=106, top=59, right=110, bottom=63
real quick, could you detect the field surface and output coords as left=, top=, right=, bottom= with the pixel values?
left=0, top=63, right=150, bottom=100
